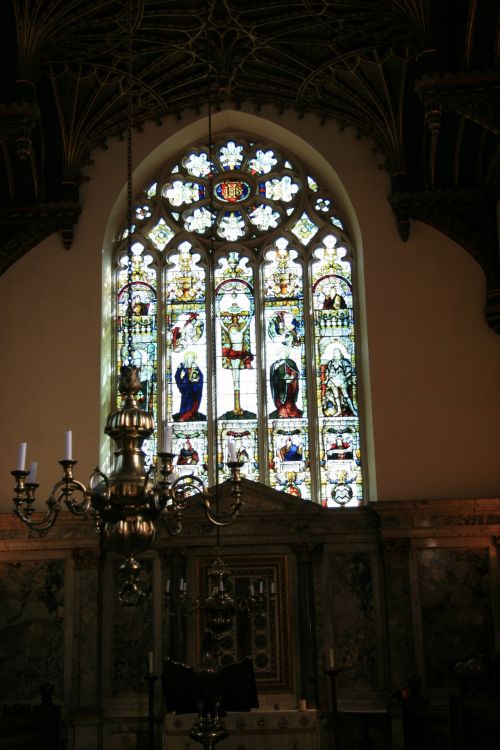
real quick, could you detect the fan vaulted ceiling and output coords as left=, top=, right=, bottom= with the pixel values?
left=1, top=1, right=499, bottom=327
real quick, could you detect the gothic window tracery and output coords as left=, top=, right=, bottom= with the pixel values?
left=114, top=135, right=363, bottom=506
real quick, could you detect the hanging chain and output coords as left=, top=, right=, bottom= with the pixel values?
left=206, top=2, right=220, bottom=484
left=126, top=0, right=134, bottom=366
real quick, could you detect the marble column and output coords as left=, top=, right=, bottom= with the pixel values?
left=381, top=538, right=414, bottom=692
left=382, top=538, right=413, bottom=750
left=69, top=546, right=103, bottom=750
left=293, top=542, right=323, bottom=707
left=489, top=538, right=500, bottom=655
left=161, top=547, right=188, bottom=664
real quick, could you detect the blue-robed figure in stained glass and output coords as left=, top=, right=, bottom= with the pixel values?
left=174, top=351, right=206, bottom=422
left=278, top=434, right=303, bottom=461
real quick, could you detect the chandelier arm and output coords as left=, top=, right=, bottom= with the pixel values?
left=87, top=468, right=111, bottom=512
left=168, top=474, right=206, bottom=514
left=143, top=464, right=156, bottom=491
left=173, top=473, right=205, bottom=493
left=11, top=460, right=92, bottom=534
left=61, top=482, right=91, bottom=516
left=13, top=502, right=59, bottom=534
left=201, top=496, right=242, bottom=526
left=143, top=466, right=165, bottom=513
left=161, top=512, right=184, bottom=536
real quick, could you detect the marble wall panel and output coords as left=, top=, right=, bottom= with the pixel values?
left=329, top=551, right=379, bottom=692
left=0, top=559, right=65, bottom=703
left=72, top=557, right=100, bottom=708
left=418, top=547, right=493, bottom=689
left=112, top=560, right=154, bottom=695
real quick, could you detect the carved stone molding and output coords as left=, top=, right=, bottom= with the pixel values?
left=376, top=497, right=500, bottom=537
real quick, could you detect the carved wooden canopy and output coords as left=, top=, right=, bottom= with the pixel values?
left=1, top=1, right=499, bottom=326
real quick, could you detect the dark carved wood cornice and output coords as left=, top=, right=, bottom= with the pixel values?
left=416, top=71, right=500, bottom=136
left=0, top=201, right=82, bottom=273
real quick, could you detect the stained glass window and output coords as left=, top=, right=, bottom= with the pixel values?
left=116, top=243, right=158, bottom=466
left=113, top=135, right=363, bottom=505
left=165, top=241, right=208, bottom=484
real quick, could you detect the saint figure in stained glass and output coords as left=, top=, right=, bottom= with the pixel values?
left=278, top=434, right=303, bottom=461
left=177, top=438, right=200, bottom=465
left=218, top=281, right=255, bottom=418
left=172, top=312, right=204, bottom=351
left=322, top=347, right=357, bottom=417
left=326, top=435, right=353, bottom=461
left=269, top=345, right=302, bottom=419
left=174, top=351, right=205, bottom=422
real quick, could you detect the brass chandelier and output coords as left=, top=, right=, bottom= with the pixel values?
left=11, top=0, right=244, bottom=606
left=11, top=367, right=244, bottom=605
left=165, top=551, right=276, bottom=656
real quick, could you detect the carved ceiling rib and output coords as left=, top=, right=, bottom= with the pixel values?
left=0, top=0, right=498, bottom=329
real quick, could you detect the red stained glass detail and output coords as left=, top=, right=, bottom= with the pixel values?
left=215, top=179, right=251, bottom=203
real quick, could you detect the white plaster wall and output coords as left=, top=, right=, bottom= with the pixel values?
left=1, top=106, right=499, bottom=514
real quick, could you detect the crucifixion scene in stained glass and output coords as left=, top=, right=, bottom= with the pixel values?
left=113, top=135, right=363, bottom=505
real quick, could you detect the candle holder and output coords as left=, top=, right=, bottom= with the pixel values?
left=189, top=712, right=228, bottom=750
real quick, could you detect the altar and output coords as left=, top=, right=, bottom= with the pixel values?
left=164, top=709, right=319, bottom=750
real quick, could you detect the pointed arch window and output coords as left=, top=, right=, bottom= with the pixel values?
left=114, top=135, right=363, bottom=506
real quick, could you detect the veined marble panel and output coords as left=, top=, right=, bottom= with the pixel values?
left=418, top=547, right=493, bottom=688
left=329, top=551, right=378, bottom=692
left=0, top=559, right=65, bottom=703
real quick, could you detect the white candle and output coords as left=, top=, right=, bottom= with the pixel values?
left=270, top=582, right=275, bottom=595
left=17, top=442, right=27, bottom=471
left=249, top=583, right=255, bottom=596
left=226, top=436, right=237, bottom=462
left=259, top=580, right=264, bottom=594
left=165, top=578, right=171, bottom=593
left=148, top=651, right=154, bottom=674
left=179, top=577, right=184, bottom=591
left=328, top=648, right=335, bottom=669
left=27, top=461, right=38, bottom=483
left=219, top=579, right=224, bottom=592
left=164, top=424, right=172, bottom=453
left=65, top=430, right=72, bottom=460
